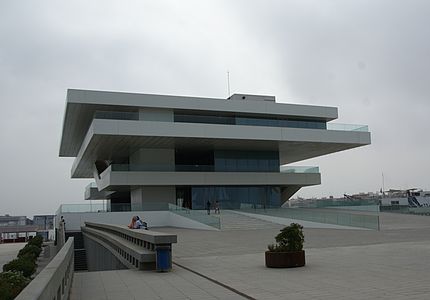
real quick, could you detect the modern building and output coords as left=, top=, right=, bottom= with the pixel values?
left=59, top=89, right=371, bottom=211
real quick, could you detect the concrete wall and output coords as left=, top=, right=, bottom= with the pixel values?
left=129, top=148, right=175, bottom=167
left=131, top=186, right=176, bottom=208
left=138, top=107, right=173, bottom=122
left=84, top=234, right=127, bottom=271
left=16, top=238, right=74, bottom=300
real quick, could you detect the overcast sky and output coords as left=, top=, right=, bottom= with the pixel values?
left=1, top=0, right=429, bottom=216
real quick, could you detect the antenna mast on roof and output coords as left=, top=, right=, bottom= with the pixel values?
left=227, top=71, right=231, bottom=99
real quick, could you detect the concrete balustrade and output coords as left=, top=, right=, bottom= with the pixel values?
left=16, top=238, right=74, bottom=300
left=81, top=222, right=177, bottom=271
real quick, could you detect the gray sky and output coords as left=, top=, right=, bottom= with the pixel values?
left=1, top=0, right=429, bottom=216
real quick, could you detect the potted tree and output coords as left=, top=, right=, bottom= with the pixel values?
left=265, top=223, right=305, bottom=268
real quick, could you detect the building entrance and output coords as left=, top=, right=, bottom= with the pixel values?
left=176, top=186, right=192, bottom=209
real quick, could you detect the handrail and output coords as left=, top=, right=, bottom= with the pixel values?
left=84, top=222, right=177, bottom=245
left=16, top=238, right=74, bottom=300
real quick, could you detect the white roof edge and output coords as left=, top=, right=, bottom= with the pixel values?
left=66, top=89, right=338, bottom=120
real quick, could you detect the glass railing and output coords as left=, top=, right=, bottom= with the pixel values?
left=57, top=202, right=169, bottom=213
left=168, top=204, right=221, bottom=229
left=280, top=166, right=319, bottom=173
left=110, top=164, right=319, bottom=173
left=92, top=110, right=368, bottom=133
left=88, top=182, right=98, bottom=188
left=290, top=198, right=380, bottom=212
left=327, top=123, right=369, bottom=132
left=237, top=207, right=379, bottom=230
left=58, top=203, right=107, bottom=213
left=94, top=111, right=139, bottom=121
left=380, top=206, right=430, bottom=216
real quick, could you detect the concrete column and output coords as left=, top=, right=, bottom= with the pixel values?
left=131, top=186, right=176, bottom=210
left=129, top=148, right=176, bottom=210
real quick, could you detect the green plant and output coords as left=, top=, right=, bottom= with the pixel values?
left=28, top=235, right=43, bottom=248
left=0, top=271, right=30, bottom=300
left=3, top=257, right=36, bottom=278
left=18, top=244, right=42, bottom=260
left=267, top=223, right=304, bottom=252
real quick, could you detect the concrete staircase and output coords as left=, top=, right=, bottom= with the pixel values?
left=219, top=210, right=279, bottom=231
left=65, top=231, right=88, bottom=271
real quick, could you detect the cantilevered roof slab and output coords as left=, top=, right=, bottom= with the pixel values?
left=95, top=168, right=321, bottom=191
left=60, top=89, right=338, bottom=157
left=70, top=119, right=370, bottom=178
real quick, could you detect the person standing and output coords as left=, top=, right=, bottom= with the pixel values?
left=206, top=200, right=211, bottom=215
left=60, top=216, right=66, bottom=230
left=214, top=200, right=220, bottom=214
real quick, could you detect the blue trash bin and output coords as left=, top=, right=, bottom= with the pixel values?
left=156, top=246, right=172, bottom=272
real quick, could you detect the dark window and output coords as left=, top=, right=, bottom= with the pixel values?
left=175, top=112, right=326, bottom=130
left=214, top=150, right=279, bottom=172
left=191, top=186, right=281, bottom=209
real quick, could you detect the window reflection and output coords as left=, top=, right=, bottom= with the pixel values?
left=191, top=186, right=281, bottom=209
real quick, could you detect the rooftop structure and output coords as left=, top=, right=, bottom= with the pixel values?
left=59, top=89, right=371, bottom=211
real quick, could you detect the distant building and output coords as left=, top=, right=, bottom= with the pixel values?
left=59, top=89, right=371, bottom=211
left=33, top=215, right=54, bottom=230
left=0, top=215, right=30, bottom=227
left=0, top=215, right=38, bottom=242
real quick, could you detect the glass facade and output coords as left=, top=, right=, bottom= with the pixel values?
left=191, top=186, right=281, bottom=209
left=214, top=150, right=279, bottom=172
left=94, top=111, right=139, bottom=120
left=173, top=149, right=280, bottom=172
left=174, top=113, right=326, bottom=129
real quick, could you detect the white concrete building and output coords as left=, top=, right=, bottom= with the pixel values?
left=59, top=89, right=371, bottom=211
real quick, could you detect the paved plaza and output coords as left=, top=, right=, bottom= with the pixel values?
left=0, top=242, right=25, bottom=270
left=70, top=212, right=430, bottom=299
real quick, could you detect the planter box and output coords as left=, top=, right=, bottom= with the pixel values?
left=265, top=250, right=305, bottom=268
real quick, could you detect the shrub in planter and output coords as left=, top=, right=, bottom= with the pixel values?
left=0, top=271, right=30, bottom=300
left=18, top=244, right=42, bottom=260
left=3, top=257, right=36, bottom=278
left=266, top=223, right=305, bottom=268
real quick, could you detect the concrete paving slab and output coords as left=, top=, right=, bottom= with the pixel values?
left=70, top=268, right=245, bottom=300
left=71, top=212, right=430, bottom=299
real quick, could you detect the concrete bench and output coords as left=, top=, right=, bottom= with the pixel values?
left=82, top=222, right=177, bottom=271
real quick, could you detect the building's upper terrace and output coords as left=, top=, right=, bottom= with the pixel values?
left=60, top=89, right=338, bottom=157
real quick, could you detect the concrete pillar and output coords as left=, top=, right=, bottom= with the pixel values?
left=131, top=186, right=176, bottom=210
left=130, top=148, right=176, bottom=210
